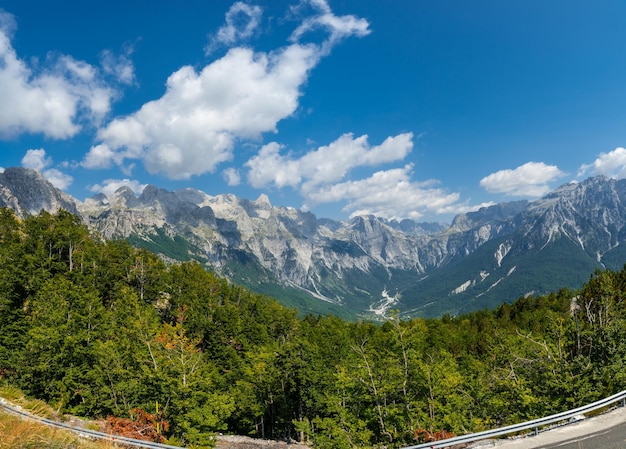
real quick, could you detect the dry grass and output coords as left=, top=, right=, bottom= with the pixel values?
left=0, top=386, right=57, bottom=420
left=0, top=410, right=116, bottom=449
left=0, top=386, right=116, bottom=449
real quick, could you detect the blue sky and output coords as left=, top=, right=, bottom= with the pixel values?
left=2, top=0, right=626, bottom=223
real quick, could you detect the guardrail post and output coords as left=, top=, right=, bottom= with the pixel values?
left=533, top=427, right=538, bottom=436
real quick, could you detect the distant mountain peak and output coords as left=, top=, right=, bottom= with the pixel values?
left=111, top=186, right=139, bottom=207
left=0, top=167, right=78, bottom=217
left=255, top=193, right=271, bottom=205
left=0, top=168, right=625, bottom=319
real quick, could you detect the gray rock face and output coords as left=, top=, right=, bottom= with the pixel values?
left=77, top=176, right=626, bottom=317
left=518, top=177, right=626, bottom=257
left=3, top=167, right=626, bottom=319
left=0, top=168, right=79, bottom=217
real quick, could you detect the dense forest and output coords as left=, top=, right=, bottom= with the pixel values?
left=0, top=209, right=625, bottom=448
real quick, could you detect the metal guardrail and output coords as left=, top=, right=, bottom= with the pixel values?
left=3, top=390, right=625, bottom=449
left=402, top=389, right=626, bottom=449
left=0, top=397, right=186, bottom=449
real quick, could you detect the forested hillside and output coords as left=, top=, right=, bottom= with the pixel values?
left=0, top=209, right=625, bottom=448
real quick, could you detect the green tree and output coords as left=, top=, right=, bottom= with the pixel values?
left=21, top=276, right=105, bottom=413
left=154, top=311, right=235, bottom=447
left=93, top=284, right=162, bottom=416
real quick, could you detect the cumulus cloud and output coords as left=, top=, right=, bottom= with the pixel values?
left=304, top=164, right=462, bottom=220
left=222, top=167, right=241, bottom=186
left=205, top=2, right=263, bottom=54
left=81, top=143, right=117, bottom=169
left=21, top=148, right=51, bottom=171
left=245, top=132, right=473, bottom=220
left=21, top=148, right=73, bottom=189
left=246, top=132, right=414, bottom=190
left=84, top=1, right=371, bottom=179
left=479, top=162, right=565, bottom=197
left=246, top=142, right=300, bottom=188
left=578, top=147, right=626, bottom=179
left=0, top=10, right=120, bottom=139
left=89, top=178, right=147, bottom=197
left=90, top=44, right=319, bottom=178
left=42, top=168, right=74, bottom=190
left=100, top=45, right=136, bottom=85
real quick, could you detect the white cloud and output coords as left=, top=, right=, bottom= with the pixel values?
left=439, top=201, right=497, bottom=217
left=88, top=45, right=318, bottom=179
left=85, top=1, right=371, bottom=179
left=245, top=132, right=473, bottom=220
left=89, top=178, right=147, bottom=197
left=205, top=2, right=263, bottom=54
left=21, top=148, right=73, bottom=189
left=246, top=132, right=413, bottom=190
left=290, top=0, right=371, bottom=55
left=0, top=10, right=118, bottom=139
left=246, top=142, right=300, bottom=188
left=303, top=164, right=462, bottom=220
left=42, top=168, right=73, bottom=190
left=578, top=147, right=626, bottom=179
left=222, top=167, right=241, bottom=186
left=81, top=143, right=117, bottom=169
left=479, top=161, right=565, bottom=197
left=100, top=46, right=136, bottom=85
left=21, top=148, right=51, bottom=171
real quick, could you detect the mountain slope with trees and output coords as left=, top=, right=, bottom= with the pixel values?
left=3, top=167, right=626, bottom=320
left=1, top=209, right=625, bottom=448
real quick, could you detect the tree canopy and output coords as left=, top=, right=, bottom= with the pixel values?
left=0, top=209, right=625, bottom=448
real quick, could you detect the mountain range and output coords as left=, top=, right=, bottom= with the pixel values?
left=1, top=167, right=624, bottom=320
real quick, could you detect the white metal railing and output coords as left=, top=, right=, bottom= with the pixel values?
left=402, top=389, right=626, bottom=449
left=0, top=397, right=185, bottom=449
left=3, top=390, right=626, bottom=449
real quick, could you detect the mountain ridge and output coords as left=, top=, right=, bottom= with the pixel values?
left=1, top=167, right=624, bottom=319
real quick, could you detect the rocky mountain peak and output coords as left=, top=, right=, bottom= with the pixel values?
left=89, top=192, right=108, bottom=205
left=111, top=186, right=139, bottom=208
left=239, top=194, right=273, bottom=219
left=173, top=188, right=212, bottom=207
left=1, top=167, right=625, bottom=319
left=255, top=193, right=271, bottom=206
left=0, top=167, right=78, bottom=217
left=449, top=200, right=529, bottom=232
left=139, top=184, right=159, bottom=201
